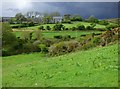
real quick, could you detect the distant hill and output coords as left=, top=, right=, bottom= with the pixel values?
left=105, top=18, right=120, bottom=24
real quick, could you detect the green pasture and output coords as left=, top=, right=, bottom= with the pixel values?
left=13, top=30, right=102, bottom=38
left=2, top=44, right=118, bottom=87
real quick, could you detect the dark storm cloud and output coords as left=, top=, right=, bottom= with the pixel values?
left=2, top=2, right=118, bottom=19
left=43, top=2, right=118, bottom=19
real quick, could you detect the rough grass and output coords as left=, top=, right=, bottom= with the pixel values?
left=2, top=44, right=118, bottom=87
left=12, top=22, right=106, bottom=30
left=13, top=30, right=102, bottom=38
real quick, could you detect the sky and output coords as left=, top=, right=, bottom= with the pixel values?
left=1, top=0, right=119, bottom=19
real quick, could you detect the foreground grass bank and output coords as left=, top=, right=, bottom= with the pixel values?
left=2, top=44, right=118, bottom=87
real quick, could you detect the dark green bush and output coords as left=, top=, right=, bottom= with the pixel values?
left=39, top=25, right=44, bottom=30
left=71, top=15, right=83, bottom=21
left=62, top=20, right=71, bottom=24
left=86, top=26, right=93, bottom=30
left=54, top=35, right=62, bottom=39
left=46, top=25, right=51, bottom=30
left=70, top=27, right=76, bottom=31
left=77, top=24, right=85, bottom=30
left=99, top=20, right=109, bottom=25
left=22, top=43, right=37, bottom=53
left=2, top=23, right=18, bottom=56
left=28, top=22, right=35, bottom=27
left=53, top=23, right=64, bottom=31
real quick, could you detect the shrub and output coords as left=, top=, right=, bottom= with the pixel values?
left=70, top=27, right=76, bottom=31
left=62, top=35, right=71, bottom=41
left=71, top=15, right=83, bottom=21
left=39, top=26, right=44, bottom=30
left=106, top=24, right=119, bottom=30
left=62, top=20, right=71, bottom=24
left=21, top=32, right=30, bottom=41
left=53, top=23, right=64, bottom=31
left=86, top=26, right=94, bottom=30
left=87, top=15, right=99, bottom=23
left=54, top=35, right=62, bottom=39
left=2, top=48, right=9, bottom=56
left=77, top=24, right=85, bottom=30
left=95, top=28, right=106, bottom=31
left=99, top=20, right=109, bottom=25
left=92, top=37, right=101, bottom=45
left=38, top=44, right=48, bottom=53
left=28, top=22, right=35, bottom=27
left=22, top=43, right=37, bottom=53
left=41, top=38, right=55, bottom=47
left=46, top=25, right=51, bottom=30
left=11, top=24, right=22, bottom=28
left=65, top=28, right=69, bottom=30
left=67, top=41, right=79, bottom=52
left=81, top=42, right=95, bottom=50
left=48, top=41, right=80, bottom=56
left=34, top=30, right=43, bottom=40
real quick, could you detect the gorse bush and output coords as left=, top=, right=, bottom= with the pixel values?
left=92, top=37, right=101, bottom=45
left=81, top=42, right=95, bottom=50
left=48, top=41, right=80, bottom=56
left=38, top=44, right=48, bottom=53
left=106, top=24, right=119, bottom=30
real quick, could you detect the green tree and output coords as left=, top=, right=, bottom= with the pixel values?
left=88, top=15, right=99, bottom=23
left=15, top=13, right=27, bottom=24
left=9, top=17, right=16, bottom=24
left=2, top=23, right=17, bottom=46
left=71, top=15, right=83, bottom=21
left=2, top=23, right=18, bottom=56
left=43, top=16, right=53, bottom=24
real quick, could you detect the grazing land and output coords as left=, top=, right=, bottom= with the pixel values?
left=2, top=8, right=119, bottom=87
left=11, top=22, right=106, bottom=30
left=2, top=44, right=118, bottom=87
left=13, top=30, right=102, bottom=38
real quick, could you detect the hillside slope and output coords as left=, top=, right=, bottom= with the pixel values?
left=2, top=44, right=118, bottom=87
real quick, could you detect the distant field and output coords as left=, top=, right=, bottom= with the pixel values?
left=2, top=44, right=118, bottom=87
left=11, top=22, right=106, bottom=30
left=13, top=30, right=102, bottom=38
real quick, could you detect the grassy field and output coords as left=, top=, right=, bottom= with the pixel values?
left=2, top=44, right=118, bottom=87
left=13, top=30, right=102, bottom=38
left=12, top=22, right=106, bottom=30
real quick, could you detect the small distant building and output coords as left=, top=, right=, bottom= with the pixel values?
left=2, top=17, right=12, bottom=22
left=52, top=16, right=63, bottom=23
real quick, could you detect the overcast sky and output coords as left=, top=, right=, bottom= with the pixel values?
left=1, top=0, right=119, bottom=19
